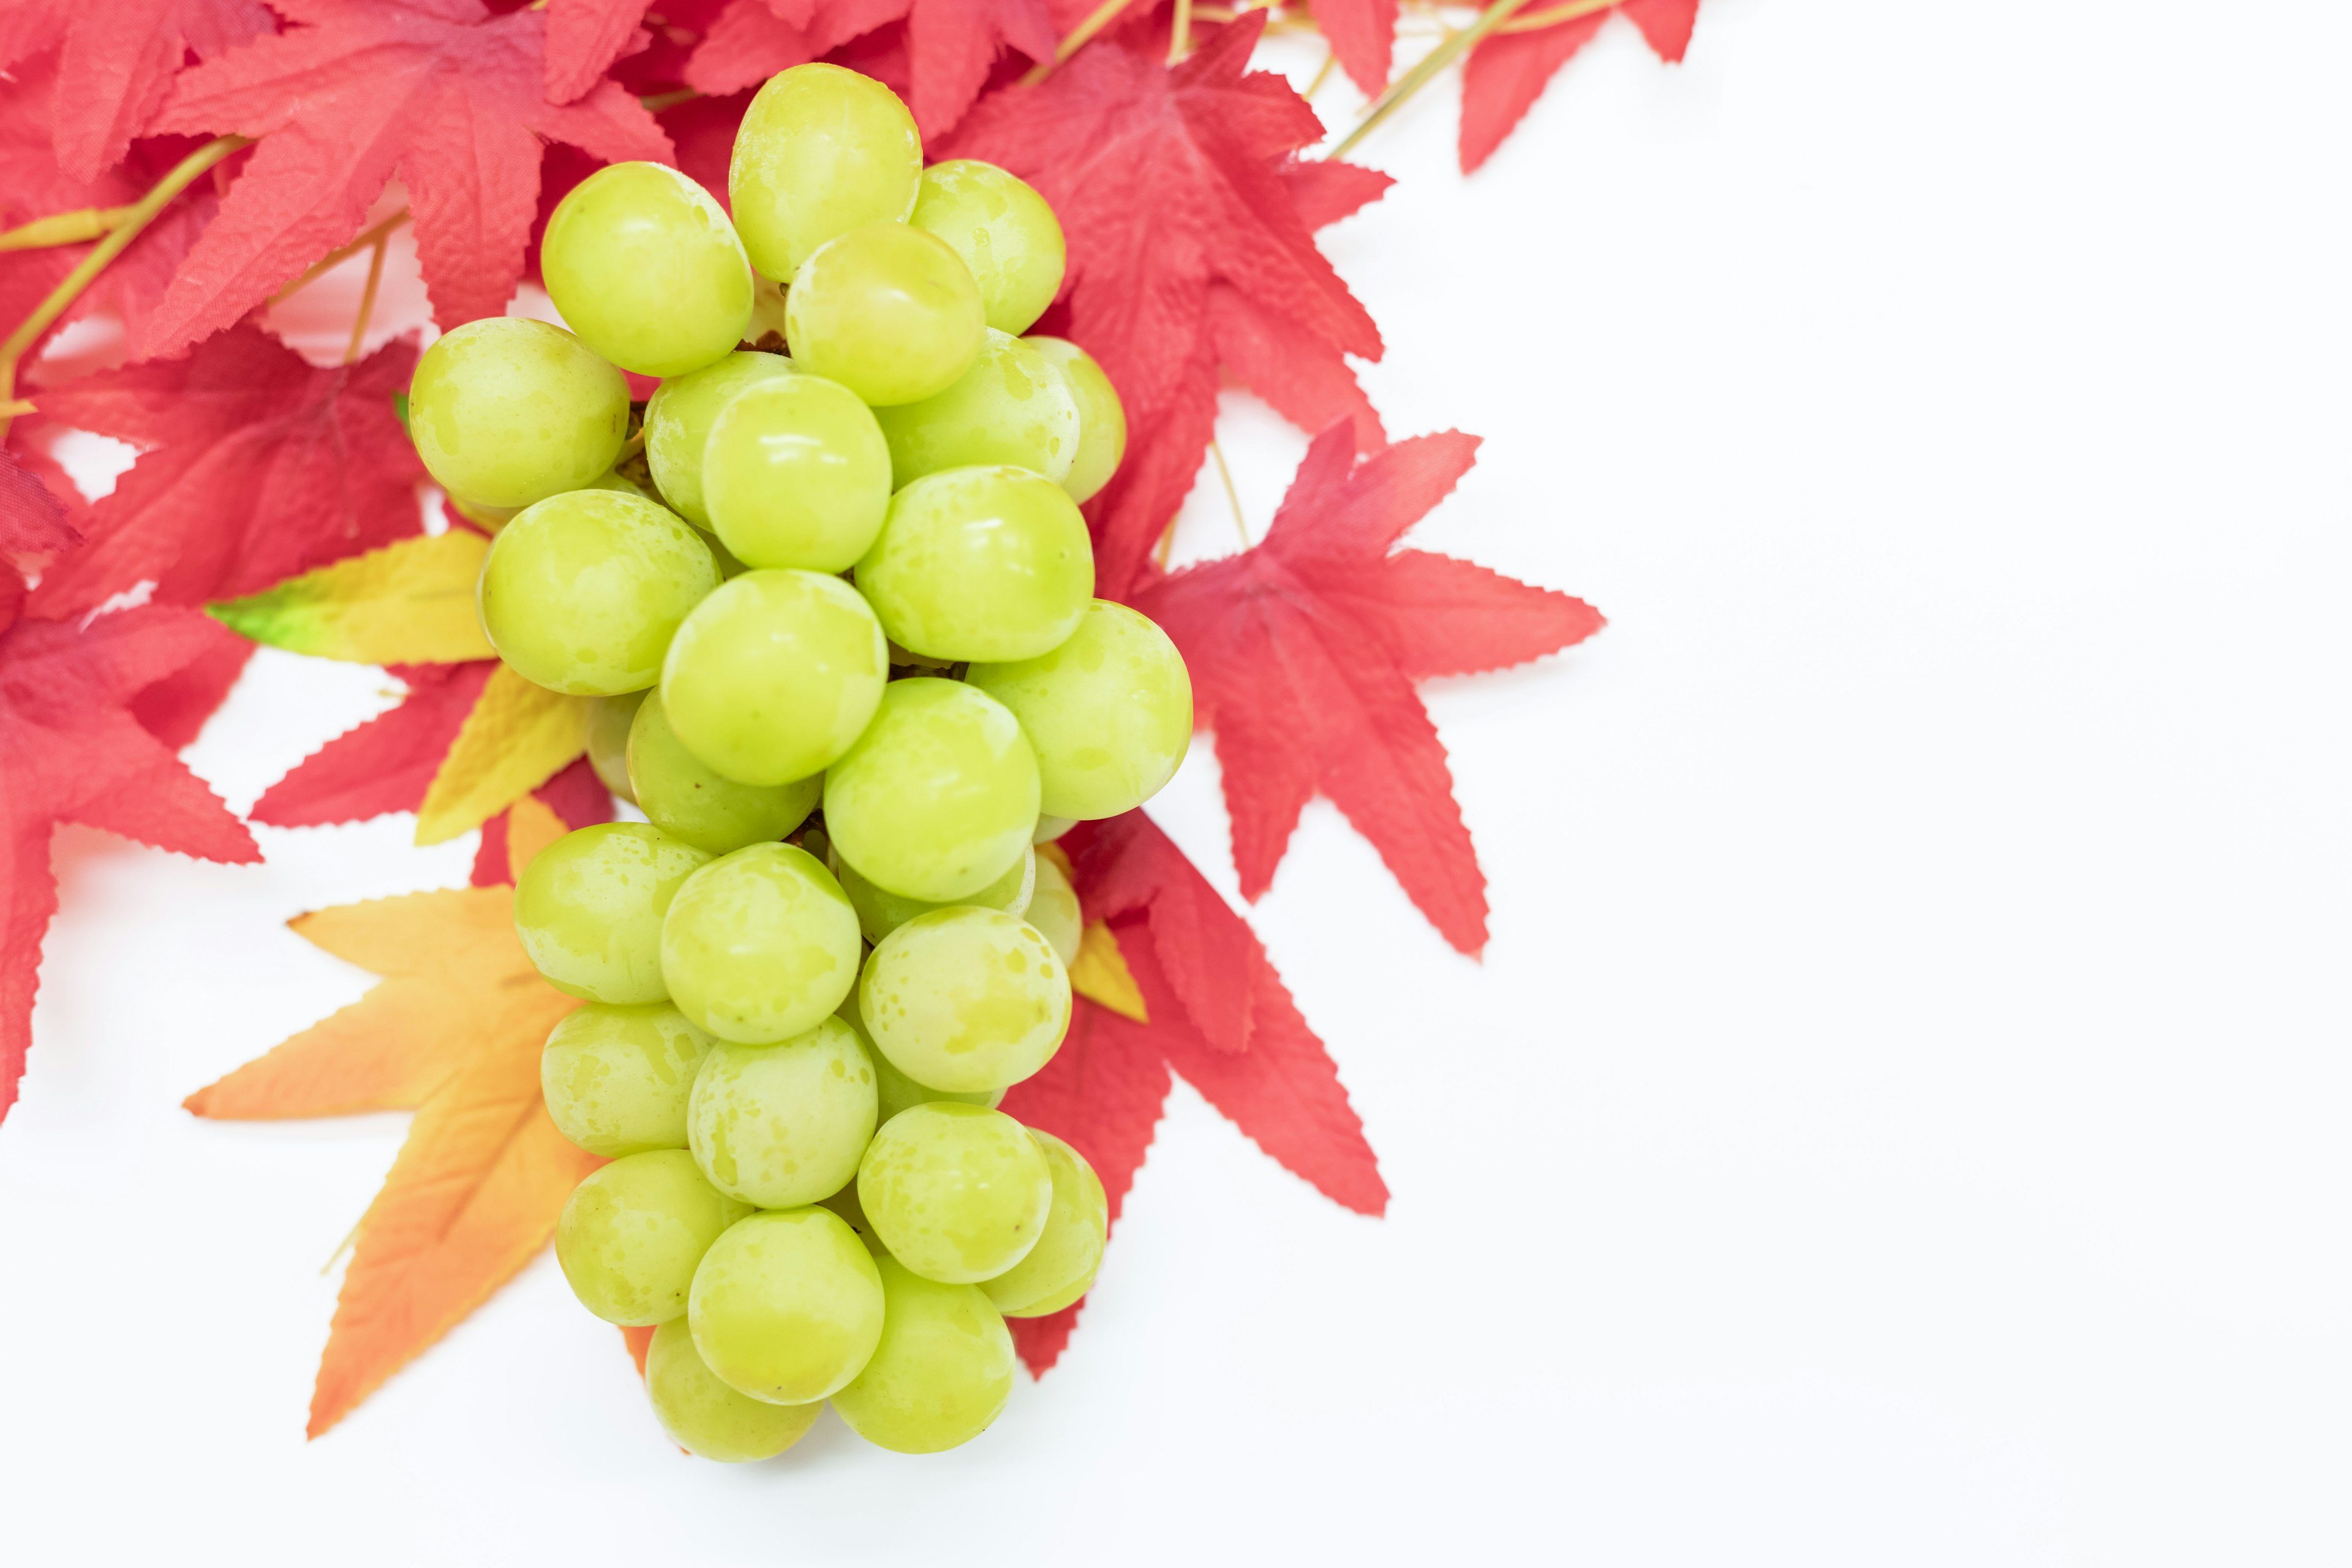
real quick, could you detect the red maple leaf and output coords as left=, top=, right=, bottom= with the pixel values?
left=543, top=0, right=653, bottom=102
left=1461, top=0, right=1699, bottom=174
left=0, top=450, right=74, bottom=565
left=26, top=323, right=427, bottom=621
left=0, top=0, right=273, bottom=181
left=141, top=0, right=673, bottom=358
left=1309, top=0, right=1397, bottom=98
left=944, top=12, right=1388, bottom=597
left=1000, top=809, right=1384, bottom=1374
left=685, top=0, right=1050, bottom=139
left=249, top=660, right=496, bottom=831
left=0, top=584, right=261, bottom=1123
left=1135, top=425, right=1604, bottom=955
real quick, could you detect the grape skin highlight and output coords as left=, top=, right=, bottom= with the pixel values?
left=689, top=1207, right=885, bottom=1404
left=556, top=1150, right=751, bottom=1325
left=660, top=569, right=888, bottom=787
left=854, top=464, right=1094, bottom=662
left=872, top=329, right=1079, bottom=487
left=477, top=489, right=720, bottom=695
left=823, top=677, right=1040, bottom=903
left=643, top=350, right=796, bottom=527
left=541, top=1001, right=714, bottom=1158
left=784, top=222, right=986, bottom=406
left=541, top=161, right=754, bottom=378
left=408, top=317, right=628, bottom=510
left=858, top=906, right=1071, bottom=1095
left=701, top=372, right=892, bottom=571
left=646, top=1319, right=824, bottom=1461
left=627, top=685, right=820, bottom=855
left=514, top=823, right=712, bottom=1004
left=687, top=1016, right=878, bottom=1208
left=831, top=1254, right=1016, bottom=1453
left=967, top=599, right=1193, bottom=821
left=729, top=62, right=922, bottom=282
left=857, top=1102, right=1054, bottom=1284
left=660, top=843, right=863, bottom=1044
left=909, top=160, right=1066, bottom=336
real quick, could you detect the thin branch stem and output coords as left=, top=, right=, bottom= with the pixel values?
left=639, top=88, right=699, bottom=113
left=1211, top=438, right=1248, bottom=548
left=1168, top=0, right=1193, bottom=63
left=0, top=135, right=248, bottom=441
left=1326, top=0, right=1533, bottom=161
left=0, top=204, right=141, bottom=254
left=1304, top=43, right=1340, bottom=100
left=1501, top=0, right=1628, bottom=33
left=344, top=232, right=390, bottom=366
left=1023, top=0, right=1141, bottom=86
left=270, top=209, right=410, bottom=306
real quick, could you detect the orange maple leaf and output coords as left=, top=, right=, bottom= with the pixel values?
left=187, top=798, right=599, bottom=1437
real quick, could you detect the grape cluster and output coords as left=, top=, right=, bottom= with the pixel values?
left=402, top=64, right=1195, bottom=1460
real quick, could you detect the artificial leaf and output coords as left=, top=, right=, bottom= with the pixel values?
left=1278, top=156, right=1395, bottom=233
left=0, top=449, right=74, bottom=564
left=1310, top=0, right=1397, bottom=98
left=468, top=758, right=615, bottom=888
left=1, top=600, right=261, bottom=1122
left=209, top=532, right=496, bottom=665
left=944, top=11, right=1388, bottom=595
left=250, top=660, right=496, bottom=829
left=130, top=627, right=254, bottom=750
left=1068, top=920, right=1146, bottom=1022
left=545, top=0, right=654, bottom=103
left=1136, top=425, right=1604, bottom=954
left=1460, top=0, right=1698, bottom=174
left=27, top=325, right=427, bottom=621
left=1066, top=809, right=1263, bottom=1055
left=686, top=0, right=1049, bottom=138
left=143, top=0, right=673, bottom=356
left=413, top=663, right=590, bottom=847
left=45, top=0, right=274, bottom=181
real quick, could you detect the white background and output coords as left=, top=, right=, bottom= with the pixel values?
left=5, top=2, right=2350, bottom=1562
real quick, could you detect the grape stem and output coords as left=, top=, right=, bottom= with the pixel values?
left=0, top=203, right=141, bottom=253
left=1325, top=0, right=1537, bottom=161
left=0, top=135, right=248, bottom=442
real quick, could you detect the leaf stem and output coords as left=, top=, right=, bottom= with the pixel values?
left=270, top=209, right=410, bottom=307
left=1023, top=0, right=1142, bottom=86
left=1167, top=0, right=1193, bottom=63
left=1500, top=0, right=1629, bottom=33
left=1325, top=0, right=1533, bottom=161
left=0, top=135, right=248, bottom=442
left=639, top=88, right=699, bottom=113
left=1211, top=438, right=1248, bottom=547
left=344, top=231, right=390, bottom=366
left=0, top=204, right=141, bottom=254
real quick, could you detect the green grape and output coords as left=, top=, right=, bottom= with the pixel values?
left=687, top=1017, right=878, bottom=1207
left=967, top=600, right=1193, bottom=820
left=854, top=466, right=1093, bottom=662
left=643, top=350, right=796, bottom=527
left=584, top=690, right=644, bottom=803
left=660, top=843, right=862, bottom=1044
left=818, top=1174, right=889, bottom=1257
left=1024, top=852, right=1082, bottom=967
left=660, top=569, right=886, bottom=786
left=729, top=63, right=922, bottom=282
left=872, top=329, right=1079, bottom=486
left=408, top=317, right=629, bottom=510
left=1026, top=337, right=1126, bottom=504
left=831, top=1254, right=1015, bottom=1453
left=784, top=223, right=986, bottom=406
left=858, top=907, right=1069, bottom=1095
left=858, top=1102, right=1054, bottom=1284
left=556, top=1150, right=750, bottom=1325
left=477, top=489, right=720, bottom=695
left=541, top=160, right=754, bottom=378
left=515, top=823, right=712, bottom=1003
left=823, top=678, right=1038, bottom=902
left=701, top=372, right=891, bottom=571
left=689, top=1207, right=884, bottom=1404
left=830, top=842, right=1033, bottom=944
left=541, top=1001, right=714, bottom=1157
left=908, top=160, right=1065, bottom=336
left=645, top=1318, right=823, bottom=1461
left=1032, top=815, right=1074, bottom=843
left=836, top=1004, right=1004, bottom=1123
left=980, top=1129, right=1106, bottom=1317
left=627, top=686, right=820, bottom=855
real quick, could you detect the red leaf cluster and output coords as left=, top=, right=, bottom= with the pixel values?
left=1462, top=0, right=1700, bottom=174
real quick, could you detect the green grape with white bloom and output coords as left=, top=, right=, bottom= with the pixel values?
left=835, top=1002, right=1003, bottom=1123
left=660, top=568, right=886, bottom=786
left=690, top=1207, right=884, bottom=1404
left=823, top=677, right=1039, bottom=902
left=858, top=1101, right=1054, bottom=1284
left=981, top=1129, right=1106, bottom=1317
left=627, top=686, right=820, bottom=855
left=729, top=63, right=921, bottom=282
left=541, top=160, right=753, bottom=378
left=818, top=1170, right=889, bottom=1257
left=967, top=599, right=1193, bottom=820
left=514, top=823, right=711, bottom=1003
left=646, top=1319, right=823, bottom=1461
left=477, top=489, right=720, bottom=695
left=687, top=1016, right=877, bottom=1208
left=909, top=159, right=1065, bottom=336
left=1024, top=853, right=1082, bottom=967
left=831, top=1254, right=1016, bottom=1453
left=660, top=843, right=862, bottom=1044
left=785, top=222, right=986, bottom=405
left=872, top=329, right=1079, bottom=487
left=584, top=690, right=643, bottom=802
left=408, top=317, right=628, bottom=510
left=854, top=465, right=1093, bottom=662
left=556, top=1150, right=750, bottom=1325
left=858, top=906, right=1069, bottom=1095
left=701, top=372, right=891, bottom=571
left=1026, top=337, right=1126, bottom=504
left=541, top=1001, right=713, bottom=1157
left=830, top=842, right=1033, bottom=945
left=644, top=350, right=795, bottom=527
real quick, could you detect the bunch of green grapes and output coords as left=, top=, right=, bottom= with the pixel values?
left=408, top=63, right=1198, bottom=1462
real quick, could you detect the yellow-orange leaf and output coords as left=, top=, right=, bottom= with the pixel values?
left=307, top=1023, right=600, bottom=1437
left=208, top=532, right=496, bottom=664
left=1070, top=919, right=1148, bottom=1022
left=185, top=888, right=577, bottom=1119
left=505, top=793, right=569, bottom=881
left=414, top=663, right=590, bottom=846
